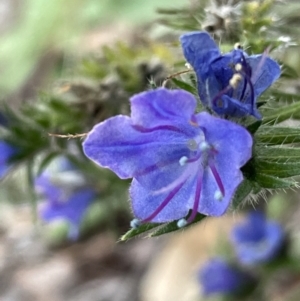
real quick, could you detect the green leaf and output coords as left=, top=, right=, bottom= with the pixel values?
left=231, top=179, right=258, bottom=208
left=262, top=101, right=300, bottom=125
left=36, top=151, right=62, bottom=176
left=149, top=213, right=205, bottom=237
left=255, top=146, right=300, bottom=162
left=255, top=126, right=300, bottom=145
left=255, top=173, right=297, bottom=189
left=255, top=159, right=300, bottom=178
left=280, top=64, right=299, bottom=79
left=171, top=78, right=197, bottom=95
left=120, top=222, right=161, bottom=241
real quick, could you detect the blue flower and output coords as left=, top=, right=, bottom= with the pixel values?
left=180, top=31, right=281, bottom=119
left=199, top=258, right=254, bottom=296
left=35, top=160, right=96, bottom=239
left=83, top=88, right=252, bottom=226
left=0, top=141, right=18, bottom=178
left=231, top=211, right=284, bottom=265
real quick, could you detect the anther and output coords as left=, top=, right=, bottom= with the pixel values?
left=179, top=156, right=188, bottom=166
left=199, top=141, right=210, bottom=152
left=214, top=190, right=224, bottom=201
left=130, top=219, right=141, bottom=229
left=234, top=42, right=243, bottom=50
left=177, top=218, right=188, bottom=228
left=235, top=63, right=243, bottom=72
left=185, top=62, right=192, bottom=70
left=229, top=74, right=243, bottom=89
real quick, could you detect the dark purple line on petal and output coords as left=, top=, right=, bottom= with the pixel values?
left=187, top=173, right=202, bottom=223
left=209, top=162, right=225, bottom=196
left=132, top=124, right=187, bottom=135
left=141, top=180, right=187, bottom=223
left=134, top=158, right=178, bottom=177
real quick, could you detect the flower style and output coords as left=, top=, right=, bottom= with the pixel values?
left=180, top=31, right=281, bottom=119
left=35, top=161, right=96, bottom=239
left=231, top=211, right=284, bottom=265
left=199, top=258, right=254, bottom=296
left=83, top=88, right=252, bottom=226
left=0, top=140, right=18, bottom=178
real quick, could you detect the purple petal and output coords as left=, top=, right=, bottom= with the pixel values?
left=195, top=112, right=252, bottom=216
left=130, top=177, right=196, bottom=222
left=83, top=115, right=195, bottom=190
left=231, top=212, right=284, bottom=264
left=199, top=258, right=252, bottom=296
left=180, top=32, right=220, bottom=67
left=35, top=174, right=63, bottom=204
left=180, top=32, right=220, bottom=106
left=0, top=141, right=18, bottom=178
left=40, top=188, right=95, bottom=225
left=248, top=55, right=281, bottom=97
left=130, top=88, right=197, bottom=128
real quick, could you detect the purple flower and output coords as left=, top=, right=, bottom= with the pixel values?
left=0, top=141, right=18, bottom=178
left=199, top=258, right=254, bottom=296
left=231, top=211, right=284, bottom=265
left=180, top=31, right=281, bottom=119
left=35, top=161, right=96, bottom=239
left=83, top=88, right=252, bottom=226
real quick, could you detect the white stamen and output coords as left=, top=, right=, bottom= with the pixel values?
left=185, top=62, right=192, bottom=70
left=130, top=219, right=141, bottom=229
left=235, top=63, right=243, bottom=72
left=177, top=218, right=188, bottom=228
left=229, top=73, right=243, bottom=88
left=214, top=190, right=224, bottom=201
left=199, top=141, right=210, bottom=152
left=179, top=156, right=188, bottom=166
left=234, top=42, right=243, bottom=50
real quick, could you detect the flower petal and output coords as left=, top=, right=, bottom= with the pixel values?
left=195, top=112, right=252, bottom=216
left=130, top=177, right=196, bottom=222
left=180, top=32, right=220, bottom=106
left=83, top=115, right=194, bottom=189
left=130, top=88, right=197, bottom=128
left=248, top=55, right=281, bottom=97
left=40, top=188, right=95, bottom=225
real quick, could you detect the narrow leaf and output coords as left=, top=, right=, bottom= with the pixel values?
left=120, top=222, right=161, bottom=241
left=256, top=126, right=300, bottom=145
left=255, top=173, right=297, bottom=189
left=149, top=213, right=205, bottom=237
left=262, top=102, right=300, bottom=125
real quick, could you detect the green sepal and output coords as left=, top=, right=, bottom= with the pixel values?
left=255, top=126, right=300, bottom=145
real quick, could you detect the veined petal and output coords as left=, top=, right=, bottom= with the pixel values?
left=196, top=112, right=253, bottom=167
left=83, top=115, right=195, bottom=188
left=180, top=32, right=220, bottom=67
left=194, top=112, right=252, bottom=216
left=130, top=88, right=197, bottom=129
left=180, top=32, right=220, bottom=106
left=130, top=177, right=196, bottom=223
left=248, top=55, right=281, bottom=97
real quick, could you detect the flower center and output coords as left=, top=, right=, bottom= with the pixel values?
left=130, top=132, right=226, bottom=229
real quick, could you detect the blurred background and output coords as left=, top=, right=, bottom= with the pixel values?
left=2, top=0, right=300, bottom=300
